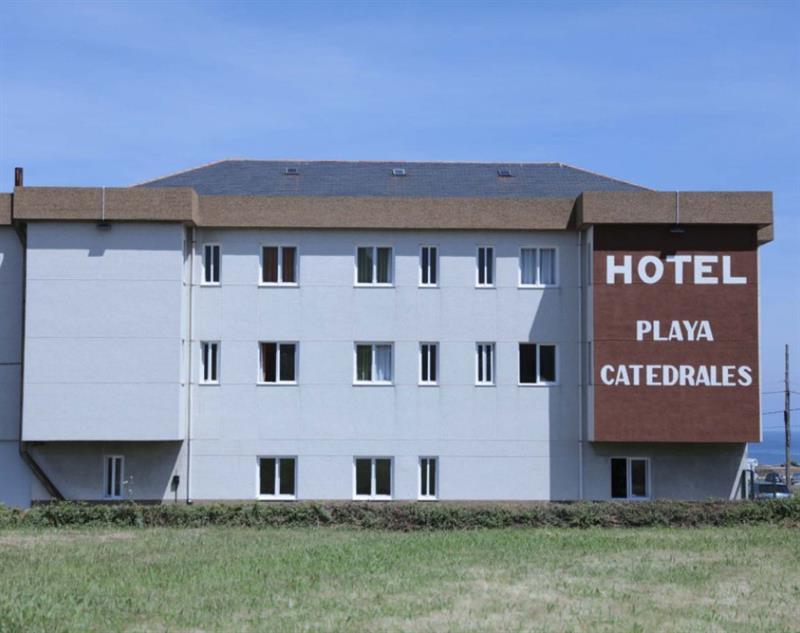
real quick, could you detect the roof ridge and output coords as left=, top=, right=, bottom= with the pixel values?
left=557, top=161, right=652, bottom=191
left=130, top=158, right=247, bottom=187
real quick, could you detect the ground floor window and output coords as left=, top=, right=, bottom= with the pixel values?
left=354, top=457, right=392, bottom=499
left=259, top=457, right=296, bottom=499
left=103, top=455, right=124, bottom=499
left=419, top=457, right=437, bottom=500
left=611, top=457, right=650, bottom=499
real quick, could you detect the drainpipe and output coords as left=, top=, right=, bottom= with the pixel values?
left=185, top=226, right=195, bottom=504
left=11, top=208, right=64, bottom=500
left=576, top=229, right=584, bottom=501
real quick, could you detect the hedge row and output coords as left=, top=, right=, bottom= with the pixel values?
left=0, top=499, right=798, bottom=529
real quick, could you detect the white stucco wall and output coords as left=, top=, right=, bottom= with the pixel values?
left=22, top=223, right=186, bottom=442
left=187, top=229, right=581, bottom=500
left=0, top=228, right=32, bottom=507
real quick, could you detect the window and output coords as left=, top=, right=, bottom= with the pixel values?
left=354, top=458, right=392, bottom=499
left=259, top=342, right=297, bottom=384
left=611, top=458, right=650, bottom=500
left=202, top=244, right=220, bottom=284
left=519, top=343, right=557, bottom=384
left=476, top=343, right=495, bottom=385
left=356, top=246, right=393, bottom=285
left=261, top=246, right=297, bottom=285
left=419, top=343, right=438, bottom=385
left=200, top=342, right=220, bottom=384
left=419, top=457, right=437, bottom=500
left=519, top=247, right=557, bottom=286
left=103, top=455, right=124, bottom=499
left=476, top=247, right=494, bottom=287
left=259, top=457, right=296, bottom=499
left=354, top=343, right=393, bottom=384
left=420, top=246, right=438, bottom=286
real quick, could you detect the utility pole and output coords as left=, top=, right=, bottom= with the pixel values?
left=785, top=344, right=791, bottom=487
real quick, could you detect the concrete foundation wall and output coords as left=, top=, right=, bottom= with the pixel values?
left=583, top=442, right=747, bottom=500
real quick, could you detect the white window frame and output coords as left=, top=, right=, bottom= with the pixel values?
left=518, top=246, right=559, bottom=288
left=518, top=342, right=559, bottom=386
left=201, top=243, right=220, bottom=286
left=418, top=456, right=438, bottom=501
left=611, top=457, right=651, bottom=501
left=419, top=342, right=439, bottom=386
left=475, top=342, right=495, bottom=386
left=353, top=342, right=394, bottom=385
left=199, top=341, right=220, bottom=385
left=257, top=456, right=297, bottom=500
left=353, top=457, right=393, bottom=500
left=258, top=341, right=298, bottom=385
left=419, top=245, right=439, bottom=288
left=354, top=245, right=394, bottom=287
left=103, top=455, right=125, bottom=500
left=259, top=244, right=299, bottom=287
left=475, top=246, right=495, bottom=288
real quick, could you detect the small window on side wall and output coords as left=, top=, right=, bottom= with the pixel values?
left=611, top=458, right=649, bottom=500
left=259, top=342, right=297, bottom=384
left=103, top=455, right=124, bottom=499
left=519, top=343, right=557, bottom=384
left=354, top=457, right=392, bottom=499
left=419, top=343, right=438, bottom=385
left=202, top=244, right=220, bottom=284
left=520, top=247, right=557, bottom=286
left=356, top=247, right=393, bottom=285
left=420, top=246, right=438, bottom=286
left=261, top=246, right=297, bottom=285
left=476, top=343, right=495, bottom=385
left=355, top=343, right=393, bottom=384
left=200, top=342, right=220, bottom=384
left=419, top=457, right=437, bottom=500
left=259, top=457, right=296, bottom=499
left=476, top=246, right=494, bottom=287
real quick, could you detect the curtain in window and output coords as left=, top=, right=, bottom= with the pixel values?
left=520, top=248, right=537, bottom=284
left=262, top=247, right=278, bottom=283
left=375, top=345, right=392, bottom=381
left=540, top=248, right=556, bottom=285
left=356, top=345, right=372, bottom=381
left=376, top=248, right=391, bottom=283
left=357, top=247, right=373, bottom=283
left=282, top=247, right=296, bottom=283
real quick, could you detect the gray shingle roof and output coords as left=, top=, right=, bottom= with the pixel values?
left=137, top=159, right=648, bottom=198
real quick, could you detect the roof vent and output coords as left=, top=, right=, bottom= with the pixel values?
left=392, top=168, right=406, bottom=177
left=497, top=168, right=512, bottom=178
left=284, top=167, right=299, bottom=176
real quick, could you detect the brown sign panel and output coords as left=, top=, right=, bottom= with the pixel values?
left=592, top=225, right=759, bottom=443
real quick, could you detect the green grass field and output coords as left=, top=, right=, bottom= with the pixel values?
left=1, top=527, right=798, bottom=632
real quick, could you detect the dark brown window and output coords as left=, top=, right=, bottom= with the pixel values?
left=262, top=246, right=297, bottom=284
left=519, top=343, right=557, bottom=384
left=259, top=342, right=297, bottom=383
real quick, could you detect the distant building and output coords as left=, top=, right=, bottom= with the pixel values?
left=0, top=160, right=772, bottom=505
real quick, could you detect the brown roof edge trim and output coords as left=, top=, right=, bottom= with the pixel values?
left=12, top=187, right=198, bottom=223
left=0, top=193, right=11, bottom=225
left=577, top=191, right=773, bottom=230
left=198, top=195, right=577, bottom=230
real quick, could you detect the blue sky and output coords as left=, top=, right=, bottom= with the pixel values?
left=1, top=1, right=798, bottom=460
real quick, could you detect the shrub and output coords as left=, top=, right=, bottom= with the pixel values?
left=0, top=498, right=797, bottom=530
